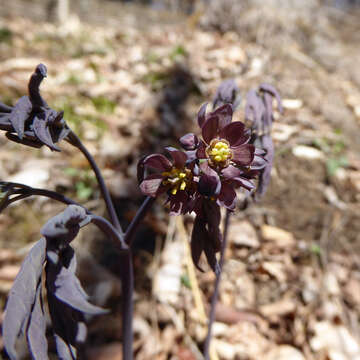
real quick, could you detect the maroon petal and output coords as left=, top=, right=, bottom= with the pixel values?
left=137, top=156, right=146, bottom=184
left=202, top=115, right=219, bottom=144
left=218, top=183, right=237, bottom=210
left=232, top=177, right=255, bottom=191
left=190, top=216, right=206, bottom=272
left=197, top=102, right=208, bottom=128
left=196, top=140, right=207, bottom=159
left=211, top=104, right=233, bottom=130
left=198, top=174, right=221, bottom=197
left=143, top=154, right=172, bottom=172
left=169, top=191, right=187, bottom=215
left=219, top=122, right=250, bottom=147
left=232, top=144, right=255, bottom=166
left=203, top=199, right=221, bottom=228
left=165, top=147, right=187, bottom=168
left=199, top=162, right=221, bottom=196
left=221, top=165, right=241, bottom=180
left=179, top=133, right=199, bottom=151
left=140, top=174, right=164, bottom=197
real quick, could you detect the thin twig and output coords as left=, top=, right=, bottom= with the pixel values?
left=203, top=210, right=231, bottom=360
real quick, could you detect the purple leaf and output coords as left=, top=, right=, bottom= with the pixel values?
left=0, top=114, right=12, bottom=131
left=33, top=115, right=60, bottom=151
left=41, top=205, right=88, bottom=245
left=54, top=333, right=77, bottom=360
left=0, top=101, right=12, bottom=112
left=9, top=96, right=32, bottom=139
left=260, top=83, right=283, bottom=114
left=27, top=284, right=48, bottom=360
left=212, top=79, right=241, bottom=109
left=3, top=238, right=46, bottom=360
left=45, top=248, right=92, bottom=359
left=244, top=90, right=265, bottom=131
left=47, top=251, right=108, bottom=315
left=255, top=135, right=274, bottom=200
left=5, top=132, right=43, bottom=148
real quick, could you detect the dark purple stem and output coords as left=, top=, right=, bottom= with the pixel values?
left=90, top=215, right=127, bottom=251
left=124, top=196, right=155, bottom=247
left=119, top=253, right=134, bottom=360
left=203, top=209, right=231, bottom=360
left=117, top=196, right=155, bottom=360
left=66, top=131, right=123, bottom=236
left=0, top=182, right=127, bottom=251
left=0, top=182, right=82, bottom=213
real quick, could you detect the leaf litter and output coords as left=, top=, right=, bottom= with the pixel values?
left=0, top=0, right=360, bottom=359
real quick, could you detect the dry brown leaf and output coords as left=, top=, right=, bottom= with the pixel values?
left=261, top=225, right=296, bottom=248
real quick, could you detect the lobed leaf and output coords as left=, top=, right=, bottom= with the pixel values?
left=26, top=284, right=48, bottom=360
left=3, top=238, right=46, bottom=360
left=33, top=115, right=60, bottom=152
left=9, top=96, right=32, bottom=140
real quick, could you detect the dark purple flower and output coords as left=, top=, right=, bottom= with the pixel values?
left=0, top=64, right=69, bottom=151
left=245, top=84, right=283, bottom=200
left=212, top=79, right=241, bottom=110
left=138, top=147, right=196, bottom=215
left=182, top=103, right=259, bottom=210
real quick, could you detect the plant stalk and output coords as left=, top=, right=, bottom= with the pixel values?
left=124, top=196, right=155, bottom=247
left=203, top=210, right=231, bottom=360
left=66, top=131, right=123, bottom=236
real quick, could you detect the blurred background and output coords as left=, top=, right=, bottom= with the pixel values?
left=0, top=0, right=360, bottom=359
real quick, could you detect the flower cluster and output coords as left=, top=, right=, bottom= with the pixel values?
left=245, top=83, right=283, bottom=200
left=138, top=90, right=269, bottom=272
left=0, top=64, right=69, bottom=151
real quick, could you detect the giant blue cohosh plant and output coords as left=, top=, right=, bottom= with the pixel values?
left=0, top=65, right=282, bottom=360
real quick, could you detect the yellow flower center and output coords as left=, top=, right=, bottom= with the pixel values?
left=162, top=167, right=191, bottom=195
left=208, top=140, right=232, bottom=165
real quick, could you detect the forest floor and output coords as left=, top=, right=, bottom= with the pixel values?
left=0, top=1, right=360, bottom=359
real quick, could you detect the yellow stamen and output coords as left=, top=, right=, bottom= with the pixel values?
left=208, top=139, right=232, bottom=164
left=180, top=181, right=186, bottom=190
left=171, top=187, right=178, bottom=195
